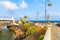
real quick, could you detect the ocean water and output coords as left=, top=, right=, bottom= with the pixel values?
left=29, top=20, right=60, bottom=23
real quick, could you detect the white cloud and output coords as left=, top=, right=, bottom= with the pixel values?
left=0, top=0, right=28, bottom=10
left=0, top=0, right=8, bottom=1
left=0, top=1, right=18, bottom=10
left=20, top=0, right=28, bottom=8
left=48, top=12, right=60, bottom=17
left=46, top=12, right=60, bottom=20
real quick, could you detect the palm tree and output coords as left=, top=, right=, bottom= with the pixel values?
left=24, top=16, right=27, bottom=23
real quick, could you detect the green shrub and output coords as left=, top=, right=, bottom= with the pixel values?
left=19, top=18, right=24, bottom=24
left=26, top=29, right=31, bottom=36
left=41, top=27, right=47, bottom=33
left=37, top=34, right=45, bottom=40
left=26, top=26, right=36, bottom=36
left=23, top=22, right=31, bottom=28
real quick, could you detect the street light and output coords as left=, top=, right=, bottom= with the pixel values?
left=45, top=0, right=52, bottom=27
left=36, top=12, right=39, bottom=20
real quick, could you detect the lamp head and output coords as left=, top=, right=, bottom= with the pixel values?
left=48, top=4, right=52, bottom=6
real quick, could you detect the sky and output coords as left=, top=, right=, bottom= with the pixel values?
left=0, top=0, right=60, bottom=21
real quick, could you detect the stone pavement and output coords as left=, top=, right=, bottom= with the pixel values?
left=43, top=23, right=60, bottom=40
left=51, top=24, right=60, bottom=40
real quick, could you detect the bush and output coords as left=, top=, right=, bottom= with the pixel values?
left=41, top=27, right=47, bottom=33
left=23, top=22, right=31, bottom=28
left=26, top=29, right=31, bottom=36
left=19, top=18, right=24, bottom=24
left=37, top=34, right=45, bottom=40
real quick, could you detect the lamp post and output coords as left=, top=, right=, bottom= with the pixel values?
left=45, top=0, right=52, bottom=27
left=36, top=12, right=39, bottom=20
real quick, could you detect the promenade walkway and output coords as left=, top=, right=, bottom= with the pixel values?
left=51, top=24, right=60, bottom=40
left=43, top=23, right=60, bottom=40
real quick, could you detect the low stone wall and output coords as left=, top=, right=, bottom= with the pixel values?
left=43, top=27, right=51, bottom=40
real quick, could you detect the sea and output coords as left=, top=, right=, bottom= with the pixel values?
left=29, top=20, right=60, bottom=23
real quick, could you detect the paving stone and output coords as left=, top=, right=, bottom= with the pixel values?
left=51, top=25, right=60, bottom=40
